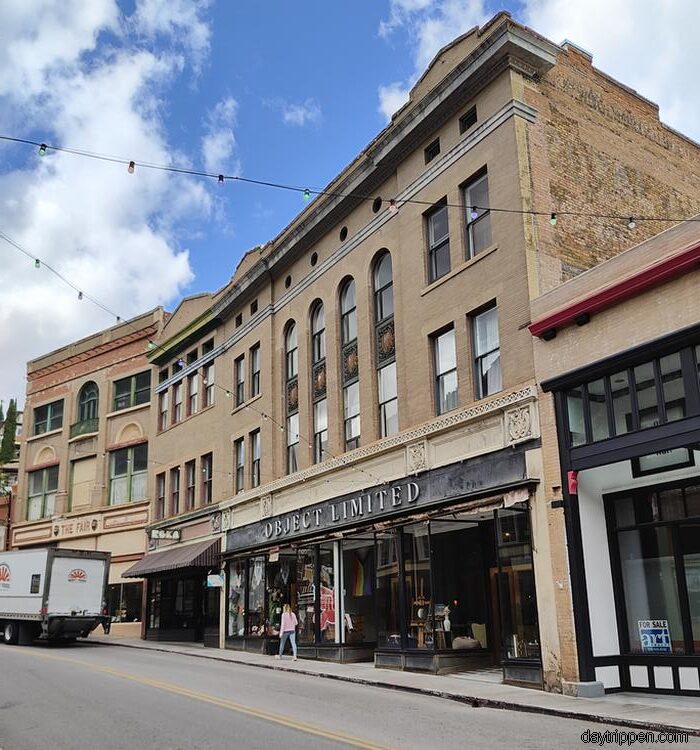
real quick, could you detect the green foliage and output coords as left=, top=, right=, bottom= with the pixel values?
left=0, top=399, right=17, bottom=464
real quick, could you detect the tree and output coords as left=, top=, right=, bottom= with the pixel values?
left=0, top=401, right=4, bottom=423
left=0, top=399, right=17, bottom=464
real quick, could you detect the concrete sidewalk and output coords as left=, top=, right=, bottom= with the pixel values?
left=88, top=635, right=700, bottom=736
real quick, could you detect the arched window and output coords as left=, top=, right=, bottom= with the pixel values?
left=78, top=381, right=99, bottom=423
left=284, top=322, right=299, bottom=473
left=339, top=279, right=360, bottom=450
left=373, top=251, right=393, bottom=323
left=340, top=279, right=357, bottom=345
left=372, top=252, right=398, bottom=438
left=311, top=302, right=325, bottom=364
left=285, top=322, right=298, bottom=381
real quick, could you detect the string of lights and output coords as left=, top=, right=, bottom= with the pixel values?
left=2, top=134, right=699, bottom=226
left=0, top=228, right=384, bottom=489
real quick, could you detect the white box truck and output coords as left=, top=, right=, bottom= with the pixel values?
left=0, top=548, right=111, bottom=645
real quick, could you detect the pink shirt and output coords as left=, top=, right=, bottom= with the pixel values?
left=280, top=611, right=298, bottom=632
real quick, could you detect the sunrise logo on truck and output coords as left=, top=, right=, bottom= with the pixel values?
left=0, top=563, right=10, bottom=589
left=67, top=569, right=87, bottom=583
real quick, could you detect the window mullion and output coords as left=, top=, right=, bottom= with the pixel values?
left=652, top=359, right=667, bottom=424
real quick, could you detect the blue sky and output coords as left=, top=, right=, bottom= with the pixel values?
left=1, top=0, right=698, bottom=405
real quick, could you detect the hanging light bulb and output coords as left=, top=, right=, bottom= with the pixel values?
left=34, top=258, right=40, bottom=269
left=78, top=291, right=83, bottom=300
left=128, top=161, right=135, bottom=174
left=628, top=217, right=636, bottom=229
left=389, top=199, right=398, bottom=213
left=470, top=206, right=479, bottom=220
left=550, top=213, right=557, bottom=226
left=218, top=174, right=224, bottom=185
left=38, top=143, right=47, bottom=157
left=303, top=188, right=311, bottom=201
left=147, top=341, right=156, bottom=350
left=176, top=358, right=184, bottom=368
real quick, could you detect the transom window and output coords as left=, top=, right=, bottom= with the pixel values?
left=33, top=399, right=63, bottom=435
left=113, top=371, right=151, bottom=411
left=77, top=381, right=99, bottom=422
left=427, top=204, right=450, bottom=282
left=109, top=444, right=147, bottom=505
left=27, top=465, right=59, bottom=520
left=463, top=171, right=492, bottom=258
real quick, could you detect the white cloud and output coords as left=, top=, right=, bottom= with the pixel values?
left=264, top=97, right=323, bottom=127
left=0, top=1, right=214, bottom=404
left=376, top=0, right=487, bottom=120
left=523, top=0, right=700, bottom=143
left=201, top=96, right=240, bottom=174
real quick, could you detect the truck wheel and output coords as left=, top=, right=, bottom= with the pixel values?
left=3, top=621, right=19, bottom=645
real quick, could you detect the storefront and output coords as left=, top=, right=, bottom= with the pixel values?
left=224, top=447, right=543, bottom=681
left=123, top=537, right=221, bottom=645
left=543, top=329, right=700, bottom=695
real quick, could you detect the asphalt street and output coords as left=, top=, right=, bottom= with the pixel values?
left=0, top=642, right=696, bottom=750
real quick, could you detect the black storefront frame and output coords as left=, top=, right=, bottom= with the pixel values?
left=543, top=326, right=700, bottom=691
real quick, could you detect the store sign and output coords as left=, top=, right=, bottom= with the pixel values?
left=226, top=449, right=530, bottom=554
left=150, top=529, right=181, bottom=541
left=638, top=619, right=672, bottom=653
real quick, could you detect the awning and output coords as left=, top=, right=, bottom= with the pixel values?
left=122, top=538, right=220, bottom=578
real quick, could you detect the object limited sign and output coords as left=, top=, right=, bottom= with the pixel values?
left=150, top=529, right=181, bottom=540
left=0, top=563, right=10, bottom=589
left=638, top=619, right=672, bottom=653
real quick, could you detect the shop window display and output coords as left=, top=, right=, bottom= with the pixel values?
left=376, top=532, right=401, bottom=648
left=247, top=556, right=266, bottom=637
left=228, top=560, right=246, bottom=637
left=266, top=555, right=295, bottom=636
left=403, top=524, right=433, bottom=649
left=297, top=548, right=316, bottom=644
left=341, top=537, right=376, bottom=644
left=319, top=543, right=336, bottom=642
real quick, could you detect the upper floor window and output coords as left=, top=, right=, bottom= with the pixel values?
left=203, top=364, right=215, bottom=407
left=287, top=413, right=299, bottom=473
left=311, top=303, right=326, bottom=364
left=158, top=391, right=169, bottom=431
left=109, top=444, right=147, bottom=505
left=77, top=382, right=99, bottom=423
left=170, top=467, right=180, bottom=516
left=433, top=327, right=458, bottom=414
left=187, top=349, right=198, bottom=365
left=27, top=465, right=58, bottom=520
left=113, top=371, right=151, bottom=411
left=250, top=429, right=261, bottom=488
left=373, top=254, right=393, bottom=324
left=234, top=438, right=245, bottom=493
left=378, top=362, right=398, bottom=437
left=313, top=400, right=328, bottom=463
left=235, top=356, right=245, bottom=406
left=250, top=344, right=261, bottom=398
left=285, top=323, right=298, bottom=380
left=459, top=105, right=477, bottom=134
left=464, top=171, right=492, bottom=258
left=184, top=460, right=196, bottom=511
left=172, top=382, right=183, bottom=424
left=340, top=280, right=357, bottom=344
left=202, top=338, right=214, bottom=355
left=427, top=204, right=450, bottom=282
left=33, top=399, right=63, bottom=435
left=473, top=305, right=501, bottom=399
left=187, top=372, right=198, bottom=416
left=424, top=138, right=440, bottom=164
left=155, top=472, right=165, bottom=520
left=201, top=453, right=213, bottom=504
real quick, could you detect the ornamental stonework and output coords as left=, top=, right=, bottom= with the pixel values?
left=260, top=494, right=273, bottom=519
left=505, top=405, right=533, bottom=444
left=312, top=362, right=327, bottom=400
left=376, top=319, right=396, bottom=364
left=343, top=342, right=359, bottom=383
left=406, top=440, right=428, bottom=475
left=286, top=378, right=299, bottom=414
left=221, top=508, right=233, bottom=532
left=210, top=512, right=222, bottom=533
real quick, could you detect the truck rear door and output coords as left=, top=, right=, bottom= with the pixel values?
left=47, top=556, right=106, bottom=616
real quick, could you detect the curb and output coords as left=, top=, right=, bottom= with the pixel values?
left=87, top=640, right=700, bottom=737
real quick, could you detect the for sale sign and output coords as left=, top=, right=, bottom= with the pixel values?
left=638, top=619, right=672, bottom=653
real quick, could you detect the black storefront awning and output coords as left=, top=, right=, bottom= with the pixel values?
left=122, top=538, right=220, bottom=578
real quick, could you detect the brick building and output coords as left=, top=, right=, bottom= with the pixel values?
left=121, top=11, right=700, bottom=693
left=12, top=308, right=167, bottom=634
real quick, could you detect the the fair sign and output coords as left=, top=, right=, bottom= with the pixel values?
left=638, top=619, right=672, bottom=653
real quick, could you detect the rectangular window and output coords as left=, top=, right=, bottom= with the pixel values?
left=187, top=349, right=198, bottom=365
left=433, top=328, right=458, bottom=414
left=344, top=382, right=361, bottom=450
left=202, top=338, right=214, bottom=354
left=187, top=372, right=198, bottom=416
left=427, top=204, right=450, bottom=282
left=250, top=344, right=261, bottom=397
left=203, top=364, right=215, bottom=407
left=250, top=299, right=258, bottom=315
left=473, top=306, right=501, bottom=399
left=566, top=386, right=586, bottom=447
left=378, top=363, right=399, bottom=437
left=113, top=371, right=151, bottom=411
left=424, top=137, right=440, bottom=164
left=250, top=429, right=261, bottom=488
left=313, top=399, right=328, bottom=463
left=234, top=438, right=245, bottom=493
left=660, top=352, right=685, bottom=421
left=287, top=413, right=299, bottom=474
left=158, top=391, right=168, bottom=431
left=588, top=378, right=610, bottom=442
left=464, top=171, right=492, bottom=258
left=172, top=382, right=183, bottom=424
left=27, top=465, right=59, bottom=520
left=170, top=467, right=180, bottom=516
left=201, top=453, right=213, bottom=504
left=155, top=472, right=165, bottom=519
left=33, top=399, right=63, bottom=435
left=235, top=313, right=243, bottom=328
left=109, top=444, right=147, bottom=505
left=235, top=356, right=245, bottom=406
left=459, top=105, right=477, bottom=134
left=159, top=369, right=168, bottom=384
left=610, top=371, right=633, bottom=436
left=185, top=460, right=196, bottom=510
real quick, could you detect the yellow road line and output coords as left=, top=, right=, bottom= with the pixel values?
left=10, top=648, right=392, bottom=750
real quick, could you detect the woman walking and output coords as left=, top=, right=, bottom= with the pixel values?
left=275, top=603, right=298, bottom=660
